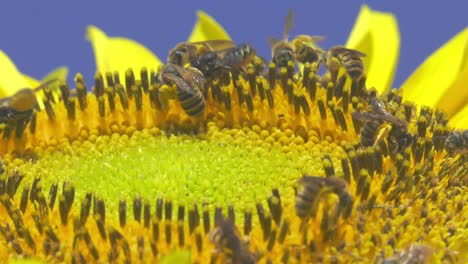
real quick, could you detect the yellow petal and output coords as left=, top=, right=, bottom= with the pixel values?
left=22, top=74, right=40, bottom=88
left=346, top=5, right=400, bottom=94
left=400, top=27, right=468, bottom=115
left=436, top=67, right=468, bottom=117
left=0, top=50, right=30, bottom=98
left=449, top=102, right=468, bottom=129
left=86, top=25, right=162, bottom=81
left=188, top=10, right=231, bottom=42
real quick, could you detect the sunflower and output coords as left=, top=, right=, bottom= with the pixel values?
left=0, top=5, right=467, bottom=264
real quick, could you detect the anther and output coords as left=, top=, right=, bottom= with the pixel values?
left=133, top=196, right=142, bottom=223
left=307, top=71, right=317, bottom=101
left=59, top=81, right=70, bottom=108
left=95, top=197, right=106, bottom=223
left=302, top=63, right=311, bottom=88
left=165, top=221, right=172, bottom=245
left=336, top=107, right=348, bottom=131
left=322, top=155, right=336, bottom=178
left=125, top=68, right=135, bottom=99
left=119, top=200, right=126, bottom=228
left=23, top=228, right=35, bottom=250
left=20, top=185, right=29, bottom=213
left=334, top=75, right=347, bottom=98
left=416, top=118, right=428, bottom=142
left=105, top=72, right=115, bottom=89
left=29, top=113, right=36, bottom=134
left=58, top=195, right=69, bottom=225
left=95, top=215, right=106, bottom=240
left=244, top=209, right=252, bottom=236
left=267, top=228, right=277, bottom=251
left=326, top=82, right=335, bottom=103
left=178, top=222, right=184, bottom=247
left=214, top=206, right=223, bottom=227
left=342, top=87, right=350, bottom=113
left=267, top=195, right=282, bottom=225
left=164, top=199, right=172, bottom=221
left=133, top=83, right=143, bottom=111
left=32, top=212, right=43, bottom=234
left=156, top=198, right=163, bottom=221
left=265, top=85, right=275, bottom=109
left=203, top=203, right=210, bottom=234
left=244, top=91, right=254, bottom=112
left=29, top=177, right=41, bottom=202
left=140, top=67, right=149, bottom=93
left=268, top=62, right=276, bottom=90
left=256, top=76, right=266, bottom=101
left=94, top=72, right=105, bottom=97
left=98, top=96, right=105, bottom=117
left=106, top=87, right=116, bottom=112
left=75, top=73, right=88, bottom=110
left=66, top=98, right=76, bottom=120
left=278, top=219, right=289, bottom=244
left=255, top=203, right=267, bottom=239
left=44, top=100, right=55, bottom=121
left=144, top=200, right=151, bottom=228
left=317, top=99, right=327, bottom=120
left=6, top=172, right=23, bottom=198
left=63, top=182, right=75, bottom=212
left=80, top=193, right=92, bottom=225
left=152, top=217, right=159, bottom=242
left=195, top=230, right=203, bottom=253
left=341, top=158, right=351, bottom=183
left=263, top=213, right=272, bottom=241
left=188, top=204, right=200, bottom=234
left=414, top=137, right=425, bottom=164
left=177, top=204, right=185, bottom=223
left=247, top=66, right=257, bottom=96
left=138, top=236, right=145, bottom=260
left=221, top=86, right=232, bottom=111
left=37, top=192, right=49, bottom=218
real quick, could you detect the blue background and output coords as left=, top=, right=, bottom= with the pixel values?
left=1, top=1, right=466, bottom=88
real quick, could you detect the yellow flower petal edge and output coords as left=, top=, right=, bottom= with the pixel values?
left=449, top=101, right=468, bottom=129
left=437, top=66, right=468, bottom=119
left=86, top=25, right=162, bottom=81
left=401, top=27, right=468, bottom=117
left=187, top=10, right=232, bottom=42
left=0, top=50, right=30, bottom=98
left=346, top=4, right=400, bottom=95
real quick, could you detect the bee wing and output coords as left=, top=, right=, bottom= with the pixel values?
left=380, top=114, right=408, bottom=128
left=191, top=40, right=236, bottom=51
left=352, top=111, right=380, bottom=122
left=267, top=37, right=283, bottom=47
left=32, top=78, right=59, bottom=92
left=330, top=46, right=366, bottom=58
left=169, top=64, right=206, bottom=90
left=284, top=9, right=295, bottom=40
left=162, top=73, right=191, bottom=92
left=294, top=35, right=326, bottom=44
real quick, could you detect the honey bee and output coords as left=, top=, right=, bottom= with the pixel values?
left=167, top=40, right=235, bottom=66
left=444, top=130, right=468, bottom=156
left=268, top=10, right=324, bottom=68
left=190, top=43, right=257, bottom=79
left=295, top=175, right=353, bottom=220
left=157, top=64, right=206, bottom=117
left=353, top=98, right=412, bottom=153
left=324, top=46, right=366, bottom=82
left=208, top=217, right=256, bottom=264
left=0, top=79, right=58, bottom=124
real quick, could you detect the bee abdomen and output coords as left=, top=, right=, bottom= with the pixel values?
left=342, top=54, right=364, bottom=79
left=177, top=87, right=205, bottom=117
left=360, top=121, right=380, bottom=147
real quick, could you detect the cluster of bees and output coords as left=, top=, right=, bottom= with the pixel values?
left=0, top=10, right=467, bottom=262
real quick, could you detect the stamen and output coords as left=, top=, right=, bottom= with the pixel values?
left=133, top=196, right=142, bottom=223
left=119, top=199, right=127, bottom=228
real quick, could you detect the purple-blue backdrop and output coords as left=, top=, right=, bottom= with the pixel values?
left=1, top=0, right=466, bottom=87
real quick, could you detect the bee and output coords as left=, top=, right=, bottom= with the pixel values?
left=324, top=46, right=366, bottom=82
left=190, top=43, right=257, bottom=79
left=444, top=130, right=468, bottom=156
left=353, top=98, right=412, bottom=153
left=0, top=79, right=58, bottom=124
left=157, top=64, right=206, bottom=117
left=268, top=10, right=324, bottom=68
left=295, top=175, right=326, bottom=219
left=208, top=217, right=256, bottom=264
left=295, top=175, right=352, bottom=220
left=167, top=40, right=235, bottom=66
